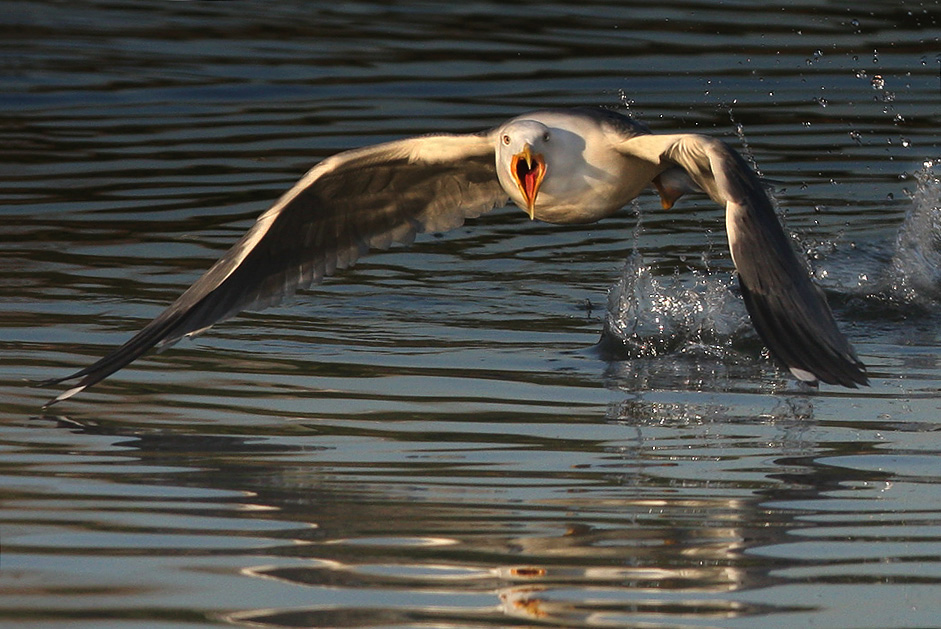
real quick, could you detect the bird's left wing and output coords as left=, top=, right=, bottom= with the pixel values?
left=616, top=132, right=867, bottom=387
left=42, top=131, right=507, bottom=405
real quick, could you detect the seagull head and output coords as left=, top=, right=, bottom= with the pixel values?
left=496, top=120, right=551, bottom=219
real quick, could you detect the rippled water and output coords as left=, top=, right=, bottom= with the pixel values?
left=2, top=1, right=940, bottom=627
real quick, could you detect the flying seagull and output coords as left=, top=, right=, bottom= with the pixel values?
left=40, top=107, right=867, bottom=406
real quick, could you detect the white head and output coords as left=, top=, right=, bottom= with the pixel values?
left=495, top=120, right=554, bottom=219
left=495, top=110, right=646, bottom=224
left=495, top=114, right=608, bottom=223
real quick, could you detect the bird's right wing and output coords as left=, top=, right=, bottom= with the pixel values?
left=42, top=131, right=508, bottom=405
left=618, top=132, right=867, bottom=387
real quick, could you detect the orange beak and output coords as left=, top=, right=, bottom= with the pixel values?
left=511, top=144, right=546, bottom=219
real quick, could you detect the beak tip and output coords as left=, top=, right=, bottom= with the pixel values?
left=512, top=146, right=544, bottom=221
left=525, top=201, right=536, bottom=220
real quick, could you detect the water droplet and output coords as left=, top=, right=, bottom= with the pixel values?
left=871, top=74, right=885, bottom=90
left=849, top=130, right=862, bottom=145
left=851, top=18, right=860, bottom=27
left=901, top=138, right=912, bottom=148
left=813, top=96, right=828, bottom=108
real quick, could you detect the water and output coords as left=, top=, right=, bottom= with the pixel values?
left=2, top=1, right=940, bottom=627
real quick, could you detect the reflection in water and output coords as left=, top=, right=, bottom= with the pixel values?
left=4, top=0, right=941, bottom=627
left=35, top=412, right=784, bottom=627
left=35, top=393, right=858, bottom=628
left=15, top=374, right=940, bottom=628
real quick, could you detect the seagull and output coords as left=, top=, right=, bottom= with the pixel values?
left=40, top=107, right=867, bottom=406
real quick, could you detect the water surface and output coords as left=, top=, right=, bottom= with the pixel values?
left=2, top=1, right=940, bottom=627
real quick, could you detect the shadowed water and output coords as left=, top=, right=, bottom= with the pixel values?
left=2, top=1, right=940, bottom=628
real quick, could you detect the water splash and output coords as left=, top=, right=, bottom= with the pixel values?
left=882, top=160, right=941, bottom=304
left=728, top=108, right=762, bottom=177
left=616, top=88, right=634, bottom=114
left=601, top=252, right=752, bottom=360
left=601, top=119, right=771, bottom=373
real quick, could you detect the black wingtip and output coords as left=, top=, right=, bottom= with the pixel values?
left=25, top=373, right=80, bottom=408
left=34, top=305, right=190, bottom=407
left=739, top=278, right=868, bottom=390
left=28, top=372, right=89, bottom=408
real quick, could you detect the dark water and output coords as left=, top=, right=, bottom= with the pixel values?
left=2, top=1, right=941, bottom=627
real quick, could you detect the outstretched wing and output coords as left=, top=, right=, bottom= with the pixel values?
left=42, top=131, right=507, bottom=405
left=619, top=132, right=867, bottom=387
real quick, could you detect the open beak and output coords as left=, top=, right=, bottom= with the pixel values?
left=511, top=144, right=546, bottom=219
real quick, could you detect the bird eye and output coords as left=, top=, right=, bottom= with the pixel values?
left=502, top=134, right=511, bottom=145
left=543, top=132, right=550, bottom=142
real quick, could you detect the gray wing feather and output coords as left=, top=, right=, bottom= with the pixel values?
left=42, top=132, right=506, bottom=405
left=664, top=135, right=867, bottom=387
left=617, top=130, right=867, bottom=387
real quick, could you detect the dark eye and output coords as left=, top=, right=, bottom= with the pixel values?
left=502, top=134, right=511, bottom=145
left=543, top=132, right=550, bottom=142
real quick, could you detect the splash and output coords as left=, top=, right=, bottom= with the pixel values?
left=883, top=160, right=941, bottom=304
left=601, top=252, right=752, bottom=360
